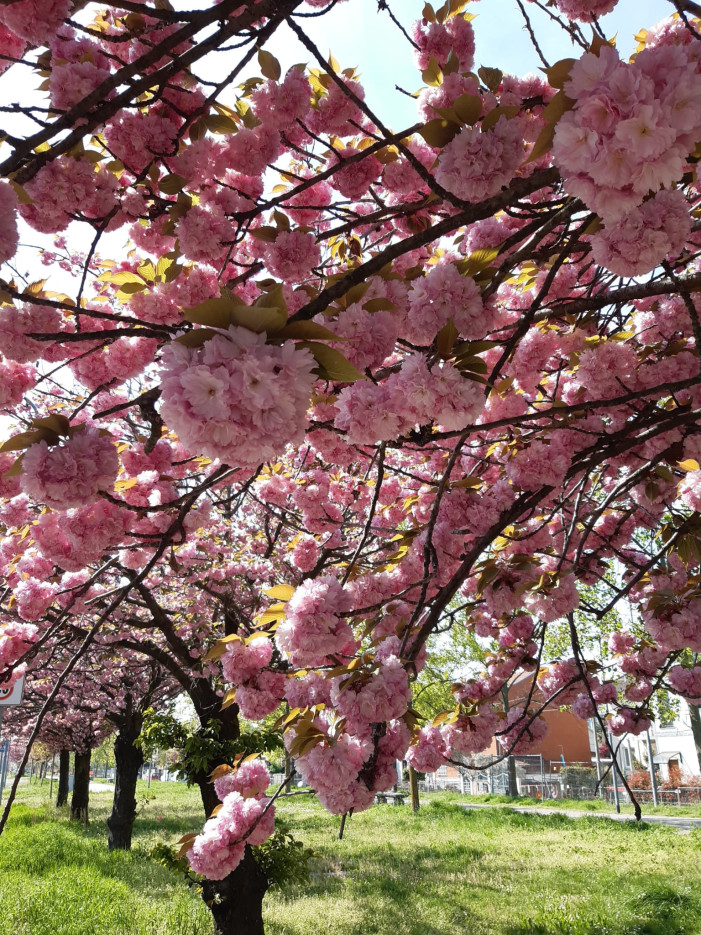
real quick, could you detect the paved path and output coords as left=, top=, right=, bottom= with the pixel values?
left=458, top=801, right=701, bottom=832
left=88, top=781, right=115, bottom=793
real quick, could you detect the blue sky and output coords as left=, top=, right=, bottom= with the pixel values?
left=272, top=0, right=675, bottom=131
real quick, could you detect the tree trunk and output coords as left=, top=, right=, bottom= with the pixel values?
left=409, top=765, right=420, bottom=812
left=507, top=756, right=519, bottom=797
left=71, top=750, right=91, bottom=824
left=188, top=685, right=270, bottom=935
left=688, top=702, right=701, bottom=773
left=107, top=714, right=144, bottom=850
left=56, top=749, right=70, bottom=807
left=200, top=846, right=269, bottom=935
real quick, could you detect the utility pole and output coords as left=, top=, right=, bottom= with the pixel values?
left=646, top=730, right=659, bottom=807
left=609, top=732, right=621, bottom=814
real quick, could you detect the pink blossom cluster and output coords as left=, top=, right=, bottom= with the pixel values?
left=290, top=536, right=321, bottom=573
left=406, top=726, right=448, bottom=773
left=20, top=425, right=119, bottom=511
left=553, top=44, right=701, bottom=221
left=49, top=60, right=111, bottom=113
left=548, top=0, right=618, bottom=21
left=679, top=469, right=701, bottom=513
left=642, top=598, right=701, bottom=653
left=234, top=670, right=286, bottom=721
left=276, top=576, right=355, bottom=667
left=328, top=305, right=397, bottom=371
left=188, top=791, right=275, bottom=880
left=292, top=730, right=374, bottom=814
left=330, top=148, right=383, bottom=201
left=442, top=706, right=501, bottom=756
left=609, top=630, right=636, bottom=654
left=0, top=25, right=25, bottom=75
left=330, top=656, right=411, bottom=728
left=501, top=708, right=549, bottom=753
left=435, top=117, right=524, bottom=203
left=590, top=189, right=691, bottom=277
left=31, top=500, right=130, bottom=572
left=0, top=302, right=68, bottom=364
left=0, top=0, right=70, bottom=45
left=0, top=621, right=38, bottom=679
left=405, top=263, right=488, bottom=344
left=103, top=111, right=181, bottom=174
left=221, top=638, right=273, bottom=686
left=0, top=182, right=18, bottom=265
left=159, top=327, right=315, bottom=468
left=283, top=670, right=332, bottom=709
left=609, top=706, right=651, bottom=736
left=667, top=665, right=701, bottom=702
left=262, top=231, right=320, bottom=282
left=21, top=157, right=119, bottom=233
left=15, top=578, right=57, bottom=621
left=0, top=360, right=35, bottom=407
left=250, top=67, right=311, bottom=131
left=505, top=436, right=571, bottom=491
left=412, top=15, right=475, bottom=72
left=213, top=760, right=271, bottom=801
left=334, top=354, right=485, bottom=444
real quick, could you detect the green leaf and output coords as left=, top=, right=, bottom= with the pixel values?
left=205, top=114, right=238, bottom=135
left=452, top=94, right=483, bottom=126
left=183, top=296, right=236, bottom=329
left=418, top=117, right=461, bottom=148
left=159, top=173, right=187, bottom=195
left=542, top=58, right=575, bottom=91
left=478, top=66, right=503, bottom=92
left=525, top=121, right=556, bottom=165
left=362, top=297, right=396, bottom=313
left=32, top=414, right=71, bottom=436
left=118, top=282, right=148, bottom=296
left=436, top=318, right=458, bottom=359
left=250, top=227, right=279, bottom=243
left=173, top=328, right=219, bottom=347
left=481, top=105, right=520, bottom=133
left=274, top=321, right=339, bottom=341
left=9, top=181, right=34, bottom=205
left=97, top=270, right=147, bottom=286
left=0, top=427, right=57, bottom=452
left=3, top=454, right=24, bottom=478
left=258, top=49, right=281, bottom=81
left=264, top=584, right=296, bottom=600
left=301, top=342, right=366, bottom=383
left=229, top=305, right=287, bottom=334
left=421, top=55, right=443, bottom=88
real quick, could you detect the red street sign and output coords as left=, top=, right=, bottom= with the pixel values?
left=0, top=675, right=25, bottom=706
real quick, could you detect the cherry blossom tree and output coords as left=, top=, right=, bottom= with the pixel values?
left=2, top=0, right=701, bottom=933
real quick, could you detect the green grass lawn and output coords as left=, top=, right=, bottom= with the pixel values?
left=1, top=781, right=700, bottom=935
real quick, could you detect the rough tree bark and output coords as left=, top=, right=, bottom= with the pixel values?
left=507, top=756, right=519, bottom=798
left=71, top=750, right=91, bottom=824
left=190, top=684, right=270, bottom=935
left=200, top=847, right=269, bottom=935
left=107, top=711, right=144, bottom=850
left=56, top=749, right=70, bottom=807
